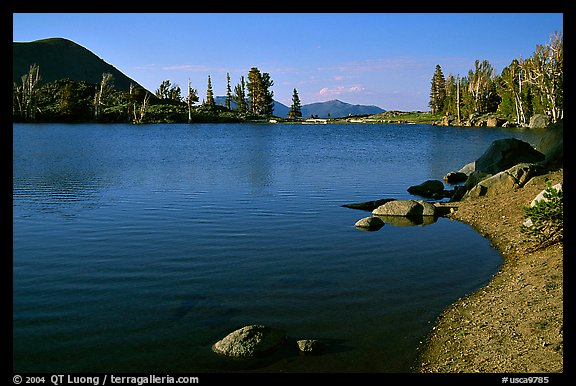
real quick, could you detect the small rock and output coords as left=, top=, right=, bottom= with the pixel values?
left=297, top=339, right=324, bottom=354
left=212, top=325, right=286, bottom=358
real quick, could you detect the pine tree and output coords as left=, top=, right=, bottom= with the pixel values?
left=247, top=67, right=263, bottom=115
left=155, top=80, right=172, bottom=100
left=246, top=67, right=274, bottom=116
left=225, top=73, right=232, bottom=110
left=443, top=74, right=456, bottom=115
left=429, top=64, right=446, bottom=115
left=288, top=88, right=302, bottom=119
left=187, top=79, right=199, bottom=122
left=205, top=75, right=215, bottom=107
left=261, top=72, right=275, bottom=116
left=233, top=76, right=247, bottom=114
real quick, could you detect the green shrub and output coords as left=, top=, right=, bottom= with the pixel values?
left=520, top=182, right=563, bottom=243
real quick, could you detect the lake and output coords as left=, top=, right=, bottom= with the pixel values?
left=13, top=122, right=542, bottom=372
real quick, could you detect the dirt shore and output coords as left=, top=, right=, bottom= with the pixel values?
left=417, top=168, right=563, bottom=373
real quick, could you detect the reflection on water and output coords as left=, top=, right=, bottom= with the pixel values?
left=374, top=214, right=438, bottom=227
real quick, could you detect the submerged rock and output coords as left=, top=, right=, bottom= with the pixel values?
left=407, top=179, right=445, bottom=198
left=212, top=325, right=286, bottom=358
left=342, top=198, right=396, bottom=211
left=354, top=216, right=385, bottom=231
left=443, top=171, right=468, bottom=184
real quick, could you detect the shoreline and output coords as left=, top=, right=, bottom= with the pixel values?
left=417, top=168, right=563, bottom=372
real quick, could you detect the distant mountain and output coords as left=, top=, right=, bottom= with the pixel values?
left=13, top=37, right=144, bottom=90
left=213, top=96, right=291, bottom=117
left=214, top=97, right=383, bottom=118
left=273, top=100, right=291, bottom=117
left=301, top=99, right=385, bottom=118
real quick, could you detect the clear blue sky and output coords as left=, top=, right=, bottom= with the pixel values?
left=13, top=13, right=563, bottom=111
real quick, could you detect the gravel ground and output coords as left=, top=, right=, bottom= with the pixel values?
left=417, top=168, right=563, bottom=373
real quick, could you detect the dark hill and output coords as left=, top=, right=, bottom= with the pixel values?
left=13, top=37, right=143, bottom=90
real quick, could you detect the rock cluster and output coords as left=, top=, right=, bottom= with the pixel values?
left=433, top=113, right=550, bottom=128
left=212, top=325, right=325, bottom=359
left=345, top=132, right=562, bottom=231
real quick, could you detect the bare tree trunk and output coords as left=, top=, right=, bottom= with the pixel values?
left=21, top=64, right=41, bottom=120
left=517, top=70, right=526, bottom=125
left=136, top=93, right=150, bottom=124
left=94, top=73, right=113, bottom=120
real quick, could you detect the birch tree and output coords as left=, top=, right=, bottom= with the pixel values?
left=499, top=59, right=529, bottom=125
left=467, top=60, right=499, bottom=114
left=128, top=83, right=150, bottom=124
left=13, top=63, right=42, bottom=120
left=94, top=72, right=114, bottom=120
left=522, top=32, right=563, bottom=123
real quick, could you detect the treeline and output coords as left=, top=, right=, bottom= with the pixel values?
left=12, top=66, right=285, bottom=123
left=429, top=32, right=562, bottom=126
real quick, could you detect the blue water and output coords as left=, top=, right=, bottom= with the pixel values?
left=13, top=123, right=542, bottom=372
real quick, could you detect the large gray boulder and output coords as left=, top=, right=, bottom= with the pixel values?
left=462, top=163, right=545, bottom=200
left=372, top=200, right=436, bottom=217
left=458, top=161, right=476, bottom=175
left=536, top=121, right=563, bottom=168
left=475, top=138, right=545, bottom=175
left=212, top=325, right=286, bottom=358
